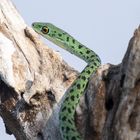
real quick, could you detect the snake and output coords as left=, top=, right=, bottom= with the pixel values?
left=32, top=22, right=101, bottom=140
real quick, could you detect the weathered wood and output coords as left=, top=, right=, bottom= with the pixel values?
left=76, top=29, right=140, bottom=140
left=0, top=0, right=77, bottom=139
left=0, top=0, right=140, bottom=140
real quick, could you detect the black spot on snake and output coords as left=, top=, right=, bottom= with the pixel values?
left=71, top=95, right=75, bottom=101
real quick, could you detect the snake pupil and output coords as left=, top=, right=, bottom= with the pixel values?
left=41, top=26, right=49, bottom=34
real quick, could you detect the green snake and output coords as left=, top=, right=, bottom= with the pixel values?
left=32, top=22, right=101, bottom=140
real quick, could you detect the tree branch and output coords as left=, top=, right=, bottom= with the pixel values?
left=0, top=0, right=77, bottom=139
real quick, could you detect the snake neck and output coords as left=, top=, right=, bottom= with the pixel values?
left=58, top=34, right=101, bottom=140
left=46, top=30, right=101, bottom=64
left=59, top=61, right=100, bottom=140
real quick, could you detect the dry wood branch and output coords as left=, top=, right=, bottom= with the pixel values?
left=0, top=0, right=140, bottom=140
left=0, top=0, right=77, bottom=139
left=76, top=29, right=140, bottom=140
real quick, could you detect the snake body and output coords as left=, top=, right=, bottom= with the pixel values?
left=32, top=22, right=101, bottom=140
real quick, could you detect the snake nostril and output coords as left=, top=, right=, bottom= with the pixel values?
left=32, top=23, right=35, bottom=27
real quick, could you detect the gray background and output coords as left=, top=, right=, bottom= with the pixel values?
left=0, top=0, right=140, bottom=139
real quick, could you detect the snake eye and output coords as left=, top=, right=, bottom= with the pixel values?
left=41, top=26, right=49, bottom=34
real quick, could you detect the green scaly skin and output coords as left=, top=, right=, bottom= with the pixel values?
left=32, top=22, right=101, bottom=140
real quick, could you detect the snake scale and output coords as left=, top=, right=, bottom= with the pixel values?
left=32, top=22, right=101, bottom=140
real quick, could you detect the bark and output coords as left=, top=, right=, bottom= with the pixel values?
left=0, top=0, right=140, bottom=140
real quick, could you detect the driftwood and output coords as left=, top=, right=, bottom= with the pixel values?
left=0, top=0, right=140, bottom=140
